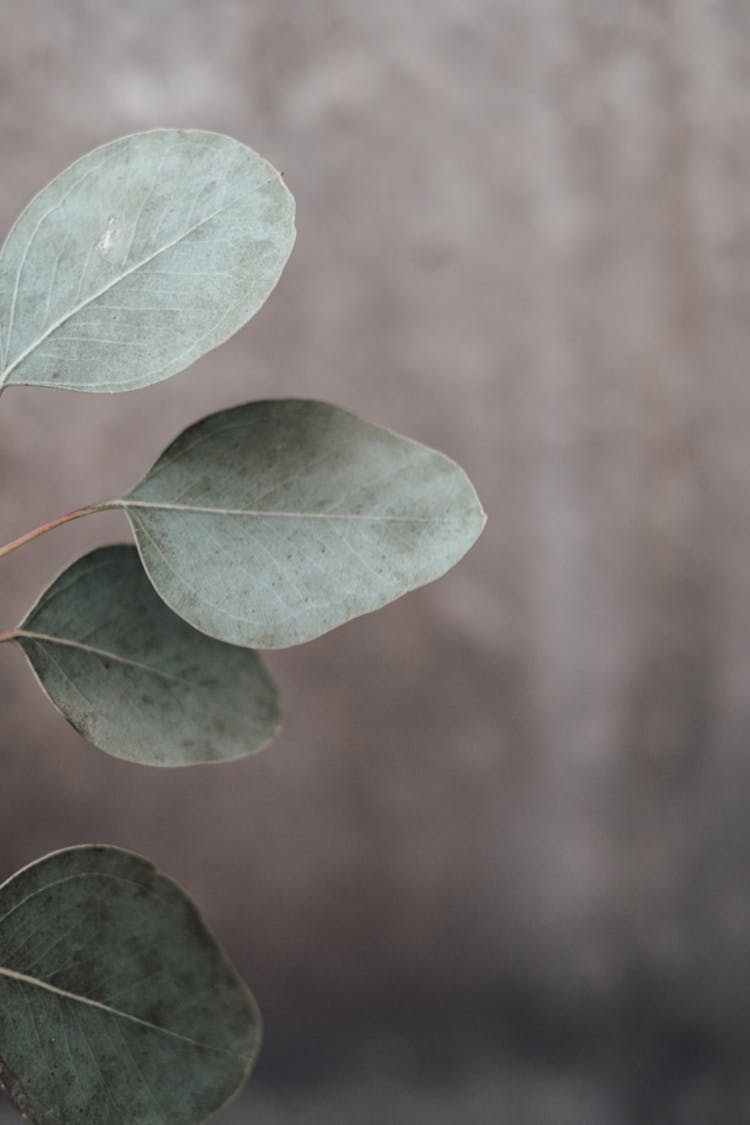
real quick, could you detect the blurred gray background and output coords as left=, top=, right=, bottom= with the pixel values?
left=2, top=1, right=750, bottom=1121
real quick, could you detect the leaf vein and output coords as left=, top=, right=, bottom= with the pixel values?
left=2, top=200, right=237, bottom=384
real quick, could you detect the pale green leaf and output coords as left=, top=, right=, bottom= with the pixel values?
left=0, top=846, right=260, bottom=1124
left=0, top=129, right=295, bottom=393
left=13, top=544, right=280, bottom=766
left=122, top=399, right=486, bottom=648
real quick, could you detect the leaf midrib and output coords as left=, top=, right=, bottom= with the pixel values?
left=121, top=499, right=476, bottom=522
left=0, top=202, right=233, bottom=387
left=0, top=965, right=239, bottom=1058
left=16, top=630, right=203, bottom=689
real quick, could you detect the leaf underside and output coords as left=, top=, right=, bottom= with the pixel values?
left=0, top=129, right=295, bottom=392
left=0, top=846, right=260, bottom=1125
left=124, top=398, right=487, bottom=649
left=16, top=544, right=280, bottom=766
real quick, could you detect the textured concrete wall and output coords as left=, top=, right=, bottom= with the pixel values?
left=2, top=2, right=750, bottom=1119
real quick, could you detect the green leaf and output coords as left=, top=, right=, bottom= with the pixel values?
left=0, top=846, right=260, bottom=1124
left=122, top=399, right=486, bottom=648
left=0, top=129, right=295, bottom=393
left=13, top=544, right=280, bottom=766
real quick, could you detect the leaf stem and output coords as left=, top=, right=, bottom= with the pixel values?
left=0, top=628, right=17, bottom=644
left=0, top=501, right=114, bottom=560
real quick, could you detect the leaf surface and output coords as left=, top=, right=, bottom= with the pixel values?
left=14, top=544, right=280, bottom=765
left=0, top=129, right=295, bottom=392
left=123, top=399, right=486, bottom=648
left=0, top=846, right=260, bottom=1124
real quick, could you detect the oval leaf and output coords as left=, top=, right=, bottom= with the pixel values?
left=0, top=129, right=295, bottom=393
left=0, top=846, right=260, bottom=1124
left=14, top=544, right=280, bottom=765
left=123, top=399, right=486, bottom=648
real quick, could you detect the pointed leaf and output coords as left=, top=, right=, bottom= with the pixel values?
left=14, top=544, right=280, bottom=766
left=0, top=129, right=295, bottom=392
left=0, top=846, right=260, bottom=1124
left=123, top=399, right=486, bottom=648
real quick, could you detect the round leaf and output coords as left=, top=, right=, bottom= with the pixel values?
left=15, top=544, right=280, bottom=765
left=0, top=846, right=260, bottom=1124
left=0, top=129, right=295, bottom=392
left=123, top=399, right=487, bottom=648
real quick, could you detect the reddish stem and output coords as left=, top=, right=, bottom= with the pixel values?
left=0, top=502, right=112, bottom=560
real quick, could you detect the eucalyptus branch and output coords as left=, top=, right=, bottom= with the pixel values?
left=0, top=126, right=485, bottom=1125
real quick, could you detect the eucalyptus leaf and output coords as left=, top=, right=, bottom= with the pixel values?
left=0, top=129, right=295, bottom=393
left=0, top=846, right=260, bottom=1124
left=13, top=544, right=280, bottom=766
left=121, top=399, right=486, bottom=648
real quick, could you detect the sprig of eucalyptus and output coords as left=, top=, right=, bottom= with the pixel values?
left=0, top=129, right=485, bottom=1123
